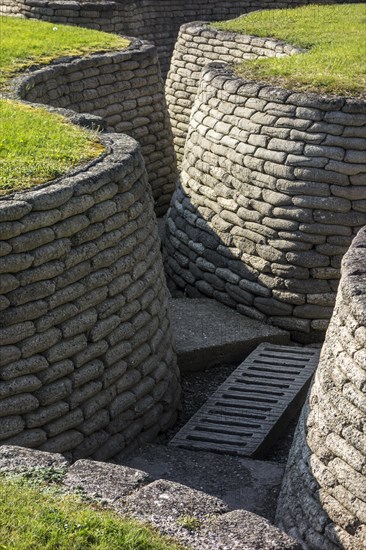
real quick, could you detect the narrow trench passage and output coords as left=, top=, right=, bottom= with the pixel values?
left=156, top=216, right=320, bottom=466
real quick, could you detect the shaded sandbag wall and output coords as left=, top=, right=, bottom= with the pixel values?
left=0, top=0, right=354, bottom=79
left=12, top=39, right=176, bottom=216
left=0, top=132, right=180, bottom=461
left=164, top=61, right=366, bottom=341
left=276, top=226, right=366, bottom=550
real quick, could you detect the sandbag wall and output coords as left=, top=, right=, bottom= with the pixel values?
left=276, top=226, right=366, bottom=550
left=164, top=60, right=366, bottom=341
left=1, top=0, right=352, bottom=79
left=0, top=133, right=180, bottom=461
left=166, top=22, right=303, bottom=164
left=15, top=40, right=176, bottom=216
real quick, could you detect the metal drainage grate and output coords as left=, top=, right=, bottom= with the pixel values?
left=170, top=343, right=320, bottom=458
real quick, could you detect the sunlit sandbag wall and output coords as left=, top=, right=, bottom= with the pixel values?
left=164, top=60, right=366, bottom=341
left=15, top=40, right=177, bottom=216
left=165, top=22, right=303, bottom=165
left=0, top=133, right=180, bottom=461
left=276, top=226, right=366, bottom=550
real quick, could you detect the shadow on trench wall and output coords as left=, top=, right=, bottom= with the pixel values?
left=163, top=178, right=338, bottom=344
left=162, top=59, right=365, bottom=344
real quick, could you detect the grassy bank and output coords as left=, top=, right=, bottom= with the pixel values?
left=0, top=17, right=129, bottom=89
left=212, top=4, right=366, bottom=98
left=0, top=472, right=186, bottom=550
left=0, top=17, right=130, bottom=194
left=0, top=99, right=105, bottom=194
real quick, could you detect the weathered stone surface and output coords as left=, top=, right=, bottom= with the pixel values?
left=0, top=321, right=36, bottom=345
left=0, top=393, right=39, bottom=417
left=0, top=443, right=295, bottom=550
left=120, top=443, right=285, bottom=522
left=63, top=459, right=150, bottom=501
left=206, top=510, right=302, bottom=549
left=0, top=355, right=48, bottom=381
left=0, top=416, right=25, bottom=440
left=121, top=478, right=230, bottom=523
left=0, top=444, right=68, bottom=471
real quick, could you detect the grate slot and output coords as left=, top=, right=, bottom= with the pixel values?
left=247, top=365, right=301, bottom=375
left=252, top=359, right=307, bottom=368
left=206, top=407, right=269, bottom=421
left=227, top=379, right=291, bottom=390
left=175, top=442, right=252, bottom=454
left=198, top=416, right=262, bottom=429
left=185, top=434, right=250, bottom=445
left=192, top=425, right=254, bottom=437
left=236, top=372, right=296, bottom=386
left=211, top=400, right=273, bottom=412
left=224, top=386, right=286, bottom=398
left=259, top=347, right=315, bottom=356
left=221, top=393, right=279, bottom=404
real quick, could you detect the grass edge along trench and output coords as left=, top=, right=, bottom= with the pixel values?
left=212, top=4, right=366, bottom=98
left=0, top=472, right=188, bottom=550
left=0, top=17, right=130, bottom=194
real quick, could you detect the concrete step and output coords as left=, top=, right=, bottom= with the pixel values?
left=170, top=343, right=319, bottom=458
left=119, top=478, right=301, bottom=550
left=170, top=298, right=290, bottom=372
left=117, top=443, right=301, bottom=549
left=117, top=443, right=284, bottom=522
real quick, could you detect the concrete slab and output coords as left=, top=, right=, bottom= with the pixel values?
left=118, top=443, right=284, bottom=522
left=0, top=445, right=69, bottom=472
left=0, top=445, right=298, bottom=550
left=205, top=510, right=302, bottom=550
left=121, top=478, right=229, bottom=521
left=119, top=478, right=231, bottom=550
left=63, top=459, right=150, bottom=502
left=117, top=474, right=299, bottom=550
left=170, top=298, right=290, bottom=372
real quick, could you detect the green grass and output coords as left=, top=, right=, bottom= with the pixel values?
left=176, top=516, right=202, bottom=532
left=0, top=472, right=187, bottom=550
left=212, top=4, right=366, bottom=98
left=0, top=17, right=129, bottom=89
left=0, top=17, right=130, bottom=194
left=0, top=99, right=105, bottom=194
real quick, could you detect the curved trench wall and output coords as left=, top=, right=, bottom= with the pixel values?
left=166, top=22, right=302, bottom=164
left=1, top=0, right=353, bottom=79
left=165, top=61, right=366, bottom=340
left=0, top=133, right=180, bottom=461
left=14, top=40, right=177, bottom=216
left=276, top=226, right=366, bottom=550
